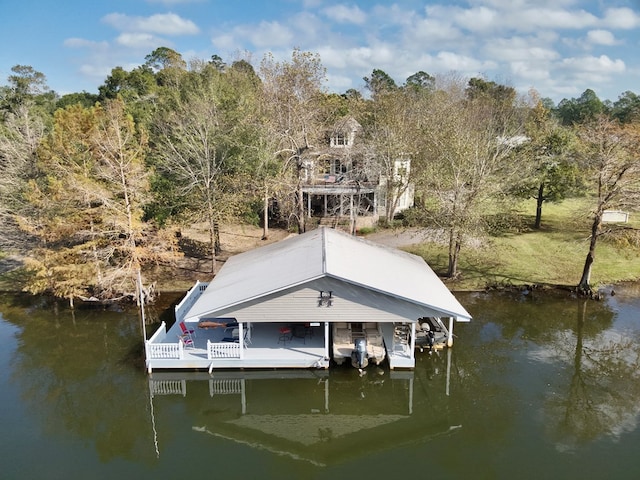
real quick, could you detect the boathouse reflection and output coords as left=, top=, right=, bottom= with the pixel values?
left=148, top=354, right=460, bottom=466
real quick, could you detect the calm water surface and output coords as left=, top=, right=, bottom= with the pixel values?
left=1, top=286, right=640, bottom=480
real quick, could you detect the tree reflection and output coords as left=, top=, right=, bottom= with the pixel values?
left=544, top=299, right=640, bottom=449
left=2, top=294, right=160, bottom=464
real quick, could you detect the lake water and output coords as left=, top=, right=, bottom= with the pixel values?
left=1, top=285, right=640, bottom=480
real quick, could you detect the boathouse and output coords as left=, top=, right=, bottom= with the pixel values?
left=145, top=227, right=471, bottom=373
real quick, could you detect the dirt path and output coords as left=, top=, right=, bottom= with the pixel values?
left=364, top=227, right=448, bottom=248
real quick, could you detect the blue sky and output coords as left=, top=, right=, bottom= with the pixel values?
left=1, top=0, right=639, bottom=103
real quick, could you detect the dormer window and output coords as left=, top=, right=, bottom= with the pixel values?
left=331, top=133, right=349, bottom=147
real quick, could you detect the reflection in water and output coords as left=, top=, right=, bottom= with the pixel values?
left=540, top=300, right=640, bottom=450
left=147, top=361, right=461, bottom=467
left=1, top=287, right=640, bottom=478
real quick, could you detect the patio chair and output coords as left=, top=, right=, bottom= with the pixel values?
left=278, top=326, right=292, bottom=344
left=180, top=321, right=196, bottom=339
left=179, top=334, right=195, bottom=348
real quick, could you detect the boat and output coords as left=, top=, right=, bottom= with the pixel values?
left=332, top=322, right=386, bottom=368
left=414, top=317, right=449, bottom=352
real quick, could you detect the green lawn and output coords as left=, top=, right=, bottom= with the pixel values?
left=405, top=198, right=640, bottom=291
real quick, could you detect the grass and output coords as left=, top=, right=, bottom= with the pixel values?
left=405, top=197, right=640, bottom=291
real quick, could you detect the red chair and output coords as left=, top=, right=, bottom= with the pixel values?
left=179, top=321, right=196, bottom=339
left=178, top=334, right=195, bottom=348
left=278, top=326, right=292, bottom=344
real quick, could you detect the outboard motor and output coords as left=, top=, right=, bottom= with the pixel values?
left=427, top=330, right=435, bottom=348
left=352, top=337, right=368, bottom=369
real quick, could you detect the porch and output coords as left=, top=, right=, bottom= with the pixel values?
left=146, top=320, right=330, bottom=373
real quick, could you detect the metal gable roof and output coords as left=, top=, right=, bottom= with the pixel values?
left=183, top=226, right=471, bottom=322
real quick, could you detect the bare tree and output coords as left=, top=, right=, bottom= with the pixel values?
left=0, top=103, right=45, bottom=251
left=24, top=99, right=169, bottom=306
left=419, top=77, right=526, bottom=278
left=259, top=49, right=327, bottom=233
left=359, top=87, right=421, bottom=221
left=576, top=116, right=640, bottom=296
left=153, top=62, right=260, bottom=272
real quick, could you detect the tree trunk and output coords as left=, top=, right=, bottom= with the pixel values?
left=534, top=182, right=544, bottom=229
left=296, top=163, right=306, bottom=234
left=214, top=221, right=221, bottom=255
left=208, top=219, right=218, bottom=274
left=447, top=228, right=461, bottom=278
left=578, top=213, right=602, bottom=295
left=262, top=185, right=269, bottom=240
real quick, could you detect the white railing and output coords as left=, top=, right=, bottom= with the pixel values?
left=207, top=340, right=241, bottom=359
left=147, top=341, right=183, bottom=359
left=209, top=378, right=243, bottom=396
left=146, top=320, right=184, bottom=359
left=147, top=321, right=167, bottom=343
left=150, top=379, right=187, bottom=396
left=174, top=281, right=209, bottom=322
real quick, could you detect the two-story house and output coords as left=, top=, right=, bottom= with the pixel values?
left=301, top=117, right=414, bottom=230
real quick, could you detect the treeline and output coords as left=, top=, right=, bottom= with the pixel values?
left=1, top=47, right=639, bottom=304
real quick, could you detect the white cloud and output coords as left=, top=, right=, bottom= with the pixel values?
left=586, top=30, right=617, bottom=46
left=513, top=8, right=598, bottom=30
left=510, top=61, right=550, bottom=82
left=290, top=12, right=323, bottom=42
left=211, top=33, right=236, bottom=51
left=322, top=5, right=367, bottom=25
left=434, top=51, right=497, bottom=73
left=448, top=6, right=500, bottom=33
left=326, top=72, right=354, bottom=91
left=244, top=21, right=294, bottom=48
left=403, top=17, right=464, bottom=48
left=601, top=7, right=640, bottom=29
left=102, top=12, right=199, bottom=35
left=371, top=4, right=415, bottom=27
left=562, top=54, right=626, bottom=74
left=484, top=36, right=559, bottom=62
left=78, top=63, right=116, bottom=79
left=116, top=33, right=166, bottom=49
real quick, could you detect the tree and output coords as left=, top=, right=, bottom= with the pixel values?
left=611, top=90, right=640, bottom=124
left=556, top=89, right=606, bottom=126
left=514, top=99, right=583, bottom=229
left=418, top=77, right=526, bottom=278
left=26, top=98, right=172, bottom=305
left=3, top=65, right=49, bottom=109
left=404, top=71, right=435, bottom=93
left=144, top=47, right=187, bottom=72
left=363, top=69, right=397, bottom=98
left=259, top=49, right=327, bottom=234
left=0, top=102, right=47, bottom=251
left=575, top=116, right=640, bottom=296
left=358, top=87, right=420, bottom=221
left=209, top=54, right=226, bottom=71
left=98, top=65, right=158, bottom=126
left=56, top=91, right=99, bottom=109
left=152, top=62, right=259, bottom=271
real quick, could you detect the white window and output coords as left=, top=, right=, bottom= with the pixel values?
left=332, top=133, right=349, bottom=147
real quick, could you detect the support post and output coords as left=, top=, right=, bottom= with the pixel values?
left=447, top=317, right=454, bottom=347
left=324, top=322, right=330, bottom=360
left=410, top=322, right=416, bottom=359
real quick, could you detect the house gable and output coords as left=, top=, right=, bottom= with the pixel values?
left=196, top=277, right=449, bottom=324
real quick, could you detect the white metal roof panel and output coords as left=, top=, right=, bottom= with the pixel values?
left=323, top=229, right=471, bottom=320
left=184, top=227, right=471, bottom=322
